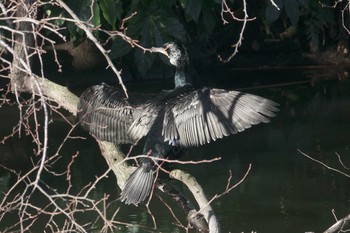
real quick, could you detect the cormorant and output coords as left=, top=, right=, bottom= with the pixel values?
left=77, top=42, right=279, bottom=206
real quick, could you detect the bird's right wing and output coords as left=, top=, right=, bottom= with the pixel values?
left=77, top=83, right=154, bottom=144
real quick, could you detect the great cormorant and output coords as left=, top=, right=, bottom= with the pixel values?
left=77, top=42, right=279, bottom=206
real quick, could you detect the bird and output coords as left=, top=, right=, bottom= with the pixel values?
left=77, top=42, right=279, bottom=206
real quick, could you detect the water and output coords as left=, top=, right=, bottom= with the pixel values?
left=1, top=70, right=350, bottom=232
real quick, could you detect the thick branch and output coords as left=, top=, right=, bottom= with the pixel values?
left=97, top=141, right=135, bottom=189
left=36, top=77, right=79, bottom=115
left=170, top=169, right=221, bottom=233
left=10, top=0, right=35, bottom=91
left=7, top=2, right=224, bottom=232
left=324, top=213, right=350, bottom=233
left=157, top=183, right=209, bottom=232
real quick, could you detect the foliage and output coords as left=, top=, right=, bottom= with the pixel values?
left=42, top=0, right=220, bottom=75
left=113, top=0, right=187, bottom=75
left=301, top=1, right=335, bottom=52
left=40, top=0, right=343, bottom=75
left=264, top=0, right=336, bottom=51
left=265, top=0, right=308, bottom=26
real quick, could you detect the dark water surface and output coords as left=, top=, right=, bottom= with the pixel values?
left=1, top=69, right=350, bottom=232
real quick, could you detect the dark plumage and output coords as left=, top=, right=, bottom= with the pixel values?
left=77, top=42, right=279, bottom=206
left=78, top=84, right=155, bottom=144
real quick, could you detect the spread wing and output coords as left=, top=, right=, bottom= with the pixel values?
left=127, top=90, right=172, bottom=142
left=162, top=88, right=279, bottom=147
left=77, top=83, right=155, bottom=144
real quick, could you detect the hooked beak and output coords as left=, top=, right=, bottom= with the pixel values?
left=151, top=46, right=169, bottom=57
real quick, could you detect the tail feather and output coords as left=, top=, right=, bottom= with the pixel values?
left=120, top=165, right=154, bottom=206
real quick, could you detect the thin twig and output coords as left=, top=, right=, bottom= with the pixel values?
left=55, top=0, right=128, bottom=98
left=297, top=149, right=350, bottom=178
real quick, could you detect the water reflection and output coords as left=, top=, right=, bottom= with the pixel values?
left=1, top=72, right=350, bottom=232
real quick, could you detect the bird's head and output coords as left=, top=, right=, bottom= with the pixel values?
left=154, top=42, right=189, bottom=68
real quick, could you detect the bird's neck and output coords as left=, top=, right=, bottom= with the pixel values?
left=174, top=66, right=191, bottom=88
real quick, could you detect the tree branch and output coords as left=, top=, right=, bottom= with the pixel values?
left=97, top=141, right=135, bottom=189
left=54, top=0, right=129, bottom=98
left=297, top=149, right=350, bottom=178
left=2, top=1, right=251, bottom=231
left=324, top=213, right=350, bottom=233
left=170, top=169, right=221, bottom=233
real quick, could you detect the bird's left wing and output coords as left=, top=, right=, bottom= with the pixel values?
left=162, top=88, right=279, bottom=147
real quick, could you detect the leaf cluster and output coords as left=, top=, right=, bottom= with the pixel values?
left=41, top=0, right=220, bottom=76
left=264, top=0, right=336, bottom=51
left=38, top=0, right=343, bottom=77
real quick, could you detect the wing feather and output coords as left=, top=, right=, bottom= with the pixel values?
left=163, top=87, right=279, bottom=147
left=78, top=83, right=154, bottom=144
left=80, top=84, right=278, bottom=148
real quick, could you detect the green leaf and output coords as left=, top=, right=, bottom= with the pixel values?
left=99, top=0, right=119, bottom=30
left=265, top=0, right=284, bottom=25
left=124, top=6, right=147, bottom=37
left=185, top=0, right=202, bottom=22
left=80, top=0, right=94, bottom=21
left=92, top=1, right=101, bottom=27
left=110, top=37, right=132, bottom=59
left=92, top=2, right=101, bottom=38
left=153, top=26, right=165, bottom=47
left=297, top=0, right=309, bottom=7
left=318, top=6, right=334, bottom=25
left=285, top=0, right=300, bottom=26
left=130, top=0, right=141, bottom=10
left=198, top=4, right=216, bottom=38
left=163, top=17, right=187, bottom=39
left=135, top=50, right=156, bottom=76
left=135, top=23, right=155, bottom=75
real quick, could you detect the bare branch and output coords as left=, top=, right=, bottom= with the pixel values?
left=218, top=0, right=255, bottom=63
left=324, top=211, right=350, bottom=233
left=54, top=0, right=128, bottom=98
left=269, top=0, right=281, bottom=11
left=297, top=149, right=350, bottom=178
left=170, top=169, right=221, bottom=233
left=335, top=152, right=350, bottom=170
left=319, top=1, right=350, bottom=36
left=0, top=1, right=257, bottom=231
